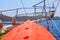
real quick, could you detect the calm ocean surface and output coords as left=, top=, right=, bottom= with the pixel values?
left=3, top=20, right=60, bottom=40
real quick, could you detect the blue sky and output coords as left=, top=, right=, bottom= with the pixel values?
left=0, top=0, right=60, bottom=17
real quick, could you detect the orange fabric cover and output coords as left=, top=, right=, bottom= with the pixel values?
left=2, top=20, right=56, bottom=40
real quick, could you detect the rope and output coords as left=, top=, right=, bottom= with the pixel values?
left=20, top=0, right=27, bottom=15
left=46, top=0, right=60, bottom=32
left=50, top=30, right=60, bottom=40
left=48, top=14, right=60, bottom=33
left=54, top=1, right=59, bottom=14
left=48, top=0, right=60, bottom=32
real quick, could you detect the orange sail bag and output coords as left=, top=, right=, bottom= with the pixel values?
left=2, top=20, right=56, bottom=40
